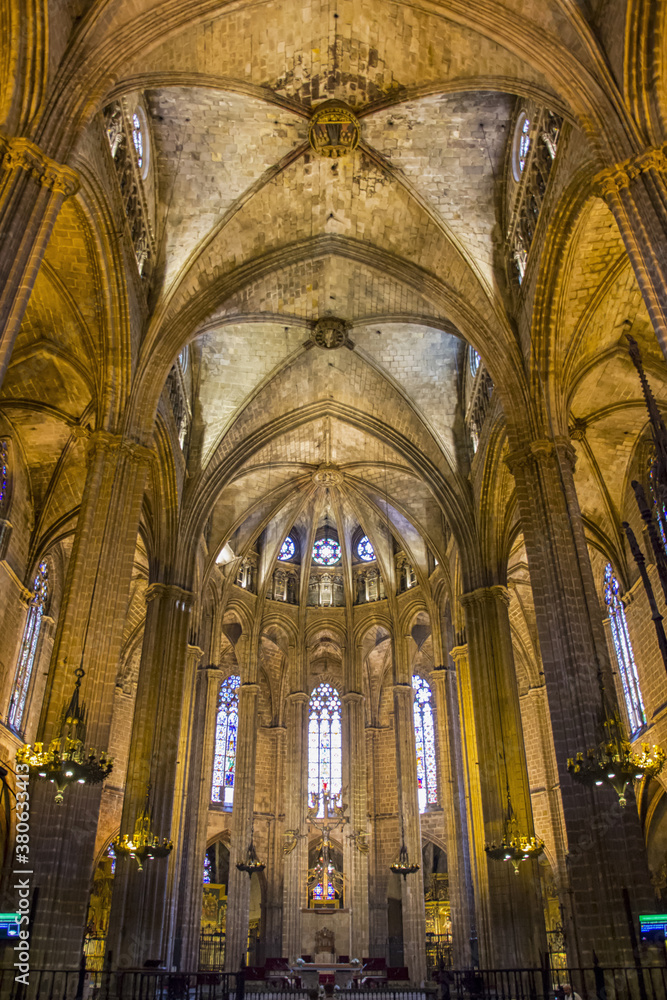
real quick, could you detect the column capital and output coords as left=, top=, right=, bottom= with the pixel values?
left=592, top=142, right=667, bottom=201
left=505, top=436, right=576, bottom=476
left=286, top=690, right=309, bottom=704
left=459, top=584, right=510, bottom=609
left=239, top=682, right=260, bottom=694
left=86, top=430, right=154, bottom=469
left=198, top=661, right=222, bottom=674
left=342, top=690, right=364, bottom=704
left=449, top=644, right=468, bottom=665
left=145, top=582, right=194, bottom=607
left=0, top=134, right=80, bottom=197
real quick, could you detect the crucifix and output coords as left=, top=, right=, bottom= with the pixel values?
left=306, top=782, right=347, bottom=904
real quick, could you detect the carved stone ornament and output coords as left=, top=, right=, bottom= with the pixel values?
left=308, top=101, right=360, bottom=158
left=312, top=316, right=351, bottom=350
left=312, top=463, right=344, bottom=486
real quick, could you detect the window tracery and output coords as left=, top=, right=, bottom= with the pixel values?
left=508, top=108, right=562, bottom=286
left=0, top=439, right=9, bottom=512
left=278, top=536, right=296, bottom=561
left=308, top=683, right=342, bottom=810
left=103, top=101, right=154, bottom=282
left=412, top=674, right=438, bottom=811
left=211, top=675, right=240, bottom=806
left=312, top=537, right=341, bottom=565
left=269, top=566, right=298, bottom=603
left=8, top=560, right=49, bottom=733
left=165, top=350, right=192, bottom=452
left=396, top=553, right=417, bottom=592
left=603, top=565, right=646, bottom=736
left=308, top=571, right=344, bottom=606
left=357, top=535, right=375, bottom=561
left=354, top=565, right=385, bottom=604
left=235, top=555, right=257, bottom=593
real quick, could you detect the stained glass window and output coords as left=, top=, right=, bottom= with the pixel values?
left=203, top=853, right=212, bottom=884
left=357, top=535, right=375, bottom=561
left=648, top=458, right=667, bottom=552
left=279, top=536, right=296, bottom=561
left=106, top=842, right=116, bottom=875
left=518, top=117, right=531, bottom=171
left=469, top=350, right=481, bottom=377
left=8, top=560, right=48, bottom=733
left=312, top=537, right=341, bottom=565
left=132, top=113, right=143, bottom=169
left=0, top=440, right=8, bottom=512
left=512, top=112, right=531, bottom=181
left=308, top=683, right=342, bottom=812
left=211, top=675, right=240, bottom=805
left=604, top=564, right=646, bottom=736
left=412, top=674, right=438, bottom=812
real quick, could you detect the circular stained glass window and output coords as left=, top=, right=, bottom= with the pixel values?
left=278, top=536, right=296, bottom=561
left=469, top=349, right=481, bottom=377
left=357, top=535, right=375, bottom=561
left=312, top=537, right=341, bottom=565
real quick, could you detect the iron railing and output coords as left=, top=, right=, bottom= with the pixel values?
left=1, top=966, right=666, bottom=1000
left=439, top=966, right=667, bottom=1000
left=0, top=968, right=241, bottom=1000
left=200, top=932, right=226, bottom=972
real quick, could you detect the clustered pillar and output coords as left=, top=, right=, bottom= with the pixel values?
left=105, top=582, right=193, bottom=969
left=459, top=586, right=545, bottom=968
left=507, top=436, right=656, bottom=966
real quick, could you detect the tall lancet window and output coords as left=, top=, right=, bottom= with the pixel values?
left=308, top=683, right=342, bottom=813
left=211, top=674, right=240, bottom=806
left=8, top=560, right=48, bottom=733
left=604, top=564, right=646, bottom=736
left=412, top=674, right=438, bottom=812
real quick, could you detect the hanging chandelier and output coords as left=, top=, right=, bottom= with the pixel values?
left=113, top=791, right=173, bottom=870
left=236, top=836, right=265, bottom=876
left=485, top=791, right=544, bottom=874
left=390, top=815, right=420, bottom=879
left=390, top=841, right=420, bottom=879
left=567, top=692, right=665, bottom=807
left=16, top=667, right=113, bottom=804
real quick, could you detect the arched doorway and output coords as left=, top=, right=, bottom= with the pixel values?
left=422, top=842, right=451, bottom=971
left=83, top=842, right=116, bottom=975
left=200, top=840, right=229, bottom=970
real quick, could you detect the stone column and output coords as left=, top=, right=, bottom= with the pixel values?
left=0, top=136, right=79, bottom=387
left=459, top=587, right=546, bottom=969
left=507, top=436, right=655, bottom=966
left=172, top=655, right=218, bottom=971
left=595, top=152, right=667, bottom=359
left=430, top=664, right=475, bottom=968
left=342, top=689, right=369, bottom=960
left=449, top=645, right=483, bottom=966
left=105, top=582, right=193, bottom=969
left=393, top=633, right=426, bottom=985
left=28, top=431, right=152, bottom=969
left=281, top=689, right=308, bottom=961
left=225, top=675, right=260, bottom=971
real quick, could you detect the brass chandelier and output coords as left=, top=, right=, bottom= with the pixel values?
left=567, top=679, right=665, bottom=807
left=390, top=816, right=420, bottom=879
left=16, top=667, right=113, bottom=804
left=236, top=837, right=265, bottom=876
left=485, top=790, right=544, bottom=874
left=113, top=790, right=173, bottom=871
